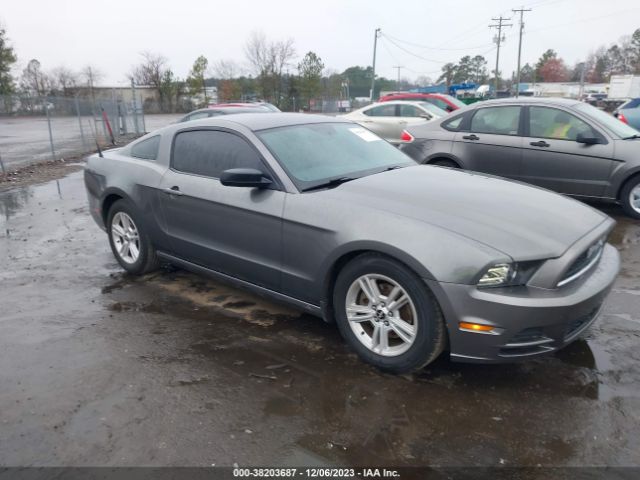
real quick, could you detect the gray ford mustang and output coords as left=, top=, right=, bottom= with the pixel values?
left=84, top=113, right=620, bottom=373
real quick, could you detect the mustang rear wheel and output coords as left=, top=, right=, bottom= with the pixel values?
left=107, top=199, right=159, bottom=275
left=620, top=176, right=640, bottom=220
left=333, top=253, right=446, bottom=373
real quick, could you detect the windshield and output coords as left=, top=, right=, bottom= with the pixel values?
left=256, top=122, right=416, bottom=191
left=574, top=103, right=638, bottom=138
left=441, top=95, right=467, bottom=109
left=418, top=102, right=449, bottom=117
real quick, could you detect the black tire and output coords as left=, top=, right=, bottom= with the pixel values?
left=429, top=159, right=459, bottom=168
left=106, top=199, right=159, bottom=275
left=620, top=175, right=640, bottom=220
left=332, top=253, right=446, bottom=373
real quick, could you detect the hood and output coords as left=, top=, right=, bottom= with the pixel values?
left=322, top=165, right=607, bottom=260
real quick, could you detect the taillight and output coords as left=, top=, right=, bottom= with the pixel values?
left=618, top=113, right=629, bottom=124
left=400, top=130, right=414, bottom=142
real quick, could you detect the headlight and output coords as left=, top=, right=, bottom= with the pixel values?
left=477, top=261, right=543, bottom=288
left=478, top=263, right=514, bottom=287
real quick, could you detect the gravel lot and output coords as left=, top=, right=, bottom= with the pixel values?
left=1, top=170, right=639, bottom=467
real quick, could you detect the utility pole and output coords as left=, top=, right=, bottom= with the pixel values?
left=370, top=28, right=381, bottom=102
left=578, top=61, right=586, bottom=99
left=512, top=7, right=531, bottom=97
left=393, top=66, right=404, bottom=90
left=489, top=16, right=512, bottom=97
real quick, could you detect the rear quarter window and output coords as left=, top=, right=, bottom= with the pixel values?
left=442, top=114, right=465, bottom=131
left=130, top=135, right=161, bottom=160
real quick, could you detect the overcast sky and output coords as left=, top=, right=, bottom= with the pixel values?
left=2, top=0, right=639, bottom=86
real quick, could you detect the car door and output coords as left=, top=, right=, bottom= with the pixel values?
left=359, top=104, right=403, bottom=142
left=451, top=105, right=524, bottom=178
left=158, top=128, right=285, bottom=291
left=520, top=106, right=615, bottom=197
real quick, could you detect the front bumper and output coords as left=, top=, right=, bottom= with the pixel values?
left=426, top=243, right=620, bottom=363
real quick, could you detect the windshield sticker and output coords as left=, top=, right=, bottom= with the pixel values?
left=349, top=127, right=381, bottom=142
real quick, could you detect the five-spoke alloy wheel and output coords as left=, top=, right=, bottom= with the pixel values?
left=345, top=274, right=418, bottom=357
left=111, top=212, right=141, bottom=264
left=107, top=199, right=159, bottom=275
left=334, top=253, right=446, bottom=373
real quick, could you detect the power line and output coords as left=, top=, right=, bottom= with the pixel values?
left=489, top=16, right=512, bottom=94
left=380, top=34, right=449, bottom=64
left=513, top=7, right=532, bottom=97
left=381, top=32, right=493, bottom=51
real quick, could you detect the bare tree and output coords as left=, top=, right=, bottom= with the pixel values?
left=244, top=31, right=295, bottom=105
left=51, top=66, right=77, bottom=96
left=130, top=51, right=167, bottom=88
left=20, top=59, right=50, bottom=96
left=81, top=65, right=103, bottom=104
left=214, top=59, right=240, bottom=80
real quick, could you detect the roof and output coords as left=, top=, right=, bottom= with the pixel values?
left=173, top=112, right=346, bottom=132
left=478, top=97, right=582, bottom=107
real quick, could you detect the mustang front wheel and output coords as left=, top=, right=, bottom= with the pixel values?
left=333, top=253, right=446, bottom=373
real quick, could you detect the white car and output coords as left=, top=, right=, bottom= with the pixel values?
left=343, top=100, right=448, bottom=144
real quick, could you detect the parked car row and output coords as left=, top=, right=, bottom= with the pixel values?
left=400, top=97, right=640, bottom=219
left=85, top=105, right=621, bottom=373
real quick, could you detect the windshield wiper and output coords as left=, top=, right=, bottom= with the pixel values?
left=301, top=176, right=359, bottom=192
left=622, top=134, right=640, bottom=140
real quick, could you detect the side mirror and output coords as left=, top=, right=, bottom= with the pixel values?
left=576, top=133, right=602, bottom=145
left=220, top=168, right=272, bottom=188
left=419, top=113, right=431, bottom=120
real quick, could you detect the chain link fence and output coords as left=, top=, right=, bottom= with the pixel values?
left=0, top=93, right=147, bottom=173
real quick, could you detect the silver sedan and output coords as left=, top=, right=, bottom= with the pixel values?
left=343, top=100, right=447, bottom=144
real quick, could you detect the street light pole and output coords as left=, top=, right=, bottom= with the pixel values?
left=370, top=28, right=381, bottom=102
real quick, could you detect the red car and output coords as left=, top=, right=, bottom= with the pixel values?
left=379, top=93, right=466, bottom=113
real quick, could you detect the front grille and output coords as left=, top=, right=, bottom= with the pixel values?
left=558, top=238, right=605, bottom=287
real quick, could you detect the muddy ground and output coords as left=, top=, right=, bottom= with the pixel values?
left=1, top=170, right=639, bottom=467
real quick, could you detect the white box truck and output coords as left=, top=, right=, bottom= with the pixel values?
left=609, top=75, right=640, bottom=100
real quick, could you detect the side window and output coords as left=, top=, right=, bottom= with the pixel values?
left=130, top=135, right=161, bottom=160
left=399, top=104, right=424, bottom=117
left=470, top=106, right=521, bottom=135
left=431, top=98, right=450, bottom=111
left=442, top=115, right=464, bottom=131
left=363, top=104, right=397, bottom=117
left=172, top=130, right=264, bottom=178
left=529, top=107, right=595, bottom=141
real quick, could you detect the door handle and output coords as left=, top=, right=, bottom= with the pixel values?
left=163, top=186, right=184, bottom=196
left=462, top=134, right=479, bottom=140
left=530, top=140, right=550, bottom=147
